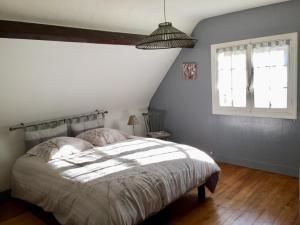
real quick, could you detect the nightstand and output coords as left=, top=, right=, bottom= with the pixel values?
left=147, top=131, right=171, bottom=140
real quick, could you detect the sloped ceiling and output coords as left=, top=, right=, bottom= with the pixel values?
left=0, top=39, right=180, bottom=126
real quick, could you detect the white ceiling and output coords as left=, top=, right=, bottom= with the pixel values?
left=0, top=0, right=288, bottom=35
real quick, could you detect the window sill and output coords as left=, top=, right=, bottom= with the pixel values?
left=212, top=107, right=297, bottom=120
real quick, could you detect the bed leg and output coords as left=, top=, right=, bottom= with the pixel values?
left=197, top=184, right=206, bottom=202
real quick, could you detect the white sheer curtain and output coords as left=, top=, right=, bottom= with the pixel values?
left=217, top=45, right=247, bottom=107
left=252, top=40, right=289, bottom=109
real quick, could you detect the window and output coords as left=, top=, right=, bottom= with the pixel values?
left=211, top=33, right=298, bottom=119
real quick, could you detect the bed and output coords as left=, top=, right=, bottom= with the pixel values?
left=10, top=110, right=220, bottom=225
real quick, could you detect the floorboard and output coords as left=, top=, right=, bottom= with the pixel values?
left=0, top=163, right=298, bottom=225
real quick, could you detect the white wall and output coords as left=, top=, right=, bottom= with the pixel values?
left=0, top=38, right=180, bottom=191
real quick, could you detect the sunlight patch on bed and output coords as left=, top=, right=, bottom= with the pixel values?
left=63, top=163, right=133, bottom=182
left=174, top=144, right=215, bottom=164
left=133, top=151, right=187, bottom=165
left=121, top=144, right=215, bottom=165
left=48, top=139, right=216, bottom=182
left=51, top=159, right=73, bottom=169
left=95, top=139, right=160, bottom=156
left=121, top=146, right=182, bottom=160
left=57, top=158, right=132, bottom=180
left=84, top=159, right=124, bottom=171
left=80, top=164, right=133, bottom=182
left=51, top=145, right=82, bottom=160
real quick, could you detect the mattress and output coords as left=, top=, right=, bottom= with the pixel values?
left=11, top=137, right=220, bottom=225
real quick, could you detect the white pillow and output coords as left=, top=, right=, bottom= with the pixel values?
left=76, top=128, right=131, bottom=147
left=27, top=137, right=94, bottom=161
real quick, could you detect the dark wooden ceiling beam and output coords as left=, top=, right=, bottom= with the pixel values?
left=0, top=20, right=146, bottom=45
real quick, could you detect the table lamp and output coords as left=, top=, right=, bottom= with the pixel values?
left=127, top=115, right=139, bottom=135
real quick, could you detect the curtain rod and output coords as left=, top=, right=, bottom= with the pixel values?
left=9, top=110, right=108, bottom=131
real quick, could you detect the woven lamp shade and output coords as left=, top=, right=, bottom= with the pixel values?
left=136, top=22, right=197, bottom=49
left=128, top=115, right=139, bottom=125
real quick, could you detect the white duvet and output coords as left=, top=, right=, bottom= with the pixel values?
left=12, top=138, right=220, bottom=225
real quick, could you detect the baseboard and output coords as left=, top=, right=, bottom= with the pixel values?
left=0, top=189, right=11, bottom=201
left=212, top=153, right=298, bottom=177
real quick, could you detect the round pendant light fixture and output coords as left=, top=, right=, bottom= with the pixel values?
left=136, top=0, right=197, bottom=50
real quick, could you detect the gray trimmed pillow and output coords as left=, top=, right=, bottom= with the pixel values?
left=27, top=137, right=94, bottom=161
left=70, top=118, right=104, bottom=136
left=25, top=123, right=68, bottom=150
left=76, top=128, right=130, bottom=147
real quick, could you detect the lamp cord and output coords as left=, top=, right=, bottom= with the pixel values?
left=164, top=0, right=167, bottom=22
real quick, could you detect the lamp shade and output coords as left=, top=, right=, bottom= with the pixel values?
left=128, top=115, right=139, bottom=125
left=136, top=22, right=197, bottom=49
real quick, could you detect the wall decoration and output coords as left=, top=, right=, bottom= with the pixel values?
left=182, top=62, right=197, bottom=80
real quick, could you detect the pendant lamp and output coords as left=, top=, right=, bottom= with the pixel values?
left=136, top=0, right=197, bottom=49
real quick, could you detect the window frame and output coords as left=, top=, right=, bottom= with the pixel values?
left=211, top=33, right=298, bottom=119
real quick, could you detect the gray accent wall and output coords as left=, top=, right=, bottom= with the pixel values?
left=150, top=0, right=300, bottom=177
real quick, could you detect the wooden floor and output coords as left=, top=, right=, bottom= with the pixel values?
left=0, top=163, right=298, bottom=225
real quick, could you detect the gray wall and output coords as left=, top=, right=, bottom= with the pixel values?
left=150, top=0, right=300, bottom=177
